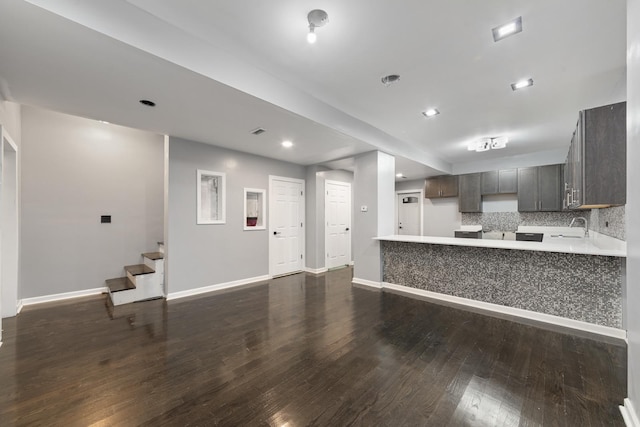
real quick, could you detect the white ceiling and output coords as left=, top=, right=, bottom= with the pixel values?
left=0, top=0, right=627, bottom=179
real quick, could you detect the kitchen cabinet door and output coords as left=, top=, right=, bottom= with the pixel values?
left=481, top=171, right=498, bottom=195
left=498, top=169, right=518, bottom=193
left=566, top=102, right=626, bottom=208
left=538, top=164, right=563, bottom=211
left=517, top=167, right=538, bottom=212
left=424, top=177, right=441, bottom=198
left=440, top=176, right=458, bottom=197
left=424, top=175, right=458, bottom=198
left=458, top=173, right=481, bottom=212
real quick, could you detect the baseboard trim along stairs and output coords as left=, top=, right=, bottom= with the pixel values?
left=106, top=249, right=165, bottom=306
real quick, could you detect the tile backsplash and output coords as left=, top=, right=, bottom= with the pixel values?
left=462, top=206, right=626, bottom=241
left=590, top=205, right=625, bottom=240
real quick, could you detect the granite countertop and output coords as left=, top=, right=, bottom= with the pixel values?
left=375, top=226, right=626, bottom=257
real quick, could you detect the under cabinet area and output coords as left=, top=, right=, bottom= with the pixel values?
left=565, top=101, right=626, bottom=209
left=517, top=164, right=563, bottom=212
left=425, top=175, right=458, bottom=198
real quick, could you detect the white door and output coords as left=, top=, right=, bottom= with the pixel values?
left=397, top=192, right=421, bottom=235
left=325, top=180, right=351, bottom=269
left=269, top=176, right=305, bottom=277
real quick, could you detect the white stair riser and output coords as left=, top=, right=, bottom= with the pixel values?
left=110, top=258, right=165, bottom=306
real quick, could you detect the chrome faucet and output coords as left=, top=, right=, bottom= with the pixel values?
left=569, top=217, right=589, bottom=237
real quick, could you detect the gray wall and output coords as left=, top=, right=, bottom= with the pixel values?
left=305, top=165, right=328, bottom=270
left=627, top=0, right=640, bottom=417
left=167, top=137, right=305, bottom=294
left=0, top=100, right=21, bottom=145
left=20, top=106, right=164, bottom=298
left=353, top=151, right=394, bottom=282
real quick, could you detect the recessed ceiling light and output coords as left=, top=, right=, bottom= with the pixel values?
left=139, top=99, right=156, bottom=107
left=492, top=17, right=522, bottom=42
left=422, top=109, right=440, bottom=118
left=282, top=140, right=293, bottom=148
left=98, top=120, right=110, bottom=125
left=396, top=173, right=404, bottom=178
left=511, top=78, right=533, bottom=91
left=381, top=74, right=401, bottom=86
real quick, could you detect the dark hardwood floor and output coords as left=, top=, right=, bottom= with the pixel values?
left=0, top=268, right=627, bottom=426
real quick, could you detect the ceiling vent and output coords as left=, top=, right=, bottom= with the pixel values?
left=381, top=74, right=401, bottom=86
left=251, top=127, right=266, bottom=135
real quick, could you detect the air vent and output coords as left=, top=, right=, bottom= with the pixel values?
left=251, top=127, right=266, bottom=135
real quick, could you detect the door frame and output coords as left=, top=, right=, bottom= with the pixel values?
left=1, top=126, right=20, bottom=323
left=395, top=188, right=424, bottom=236
left=268, top=175, right=305, bottom=278
left=324, top=179, right=352, bottom=270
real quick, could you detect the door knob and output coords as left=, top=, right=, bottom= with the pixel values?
left=273, top=231, right=282, bottom=235
left=345, top=227, right=350, bottom=231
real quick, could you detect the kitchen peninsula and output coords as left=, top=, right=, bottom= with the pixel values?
left=375, top=228, right=625, bottom=335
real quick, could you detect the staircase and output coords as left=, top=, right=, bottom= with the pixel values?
left=106, top=243, right=165, bottom=306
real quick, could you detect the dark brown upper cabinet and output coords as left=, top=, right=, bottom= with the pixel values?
left=458, top=173, right=482, bottom=213
left=424, top=175, right=458, bottom=198
left=517, top=164, right=563, bottom=212
left=565, top=102, right=626, bottom=209
left=481, top=169, right=518, bottom=195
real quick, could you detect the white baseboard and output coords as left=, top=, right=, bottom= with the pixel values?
left=381, top=282, right=627, bottom=340
left=352, top=277, right=382, bottom=289
left=621, top=398, right=640, bottom=427
left=304, top=267, right=328, bottom=275
left=166, top=275, right=270, bottom=301
left=16, top=300, right=23, bottom=314
left=22, top=287, right=108, bottom=307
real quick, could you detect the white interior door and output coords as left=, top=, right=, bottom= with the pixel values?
left=397, top=192, right=421, bottom=235
left=1, top=130, right=19, bottom=319
left=269, top=176, right=305, bottom=277
left=325, top=180, right=351, bottom=270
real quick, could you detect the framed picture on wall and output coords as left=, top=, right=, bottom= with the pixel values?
left=197, top=169, right=226, bottom=224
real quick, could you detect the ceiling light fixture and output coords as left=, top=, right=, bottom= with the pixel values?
left=511, top=78, right=533, bottom=91
left=307, top=9, right=328, bottom=44
left=282, top=140, right=293, bottom=148
left=468, top=136, right=509, bottom=152
left=422, top=108, right=440, bottom=118
left=396, top=173, right=405, bottom=178
left=492, top=16, right=522, bottom=42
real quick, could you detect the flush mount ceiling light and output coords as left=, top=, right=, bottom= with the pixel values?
left=281, top=140, right=293, bottom=148
left=307, top=9, right=328, bottom=44
left=511, top=78, right=533, bottom=91
left=381, top=74, right=401, bottom=86
left=422, top=108, right=440, bottom=118
left=492, top=16, right=522, bottom=42
left=468, top=136, right=509, bottom=152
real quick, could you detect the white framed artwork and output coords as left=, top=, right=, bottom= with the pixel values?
left=197, top=169, right=226, bottom=224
